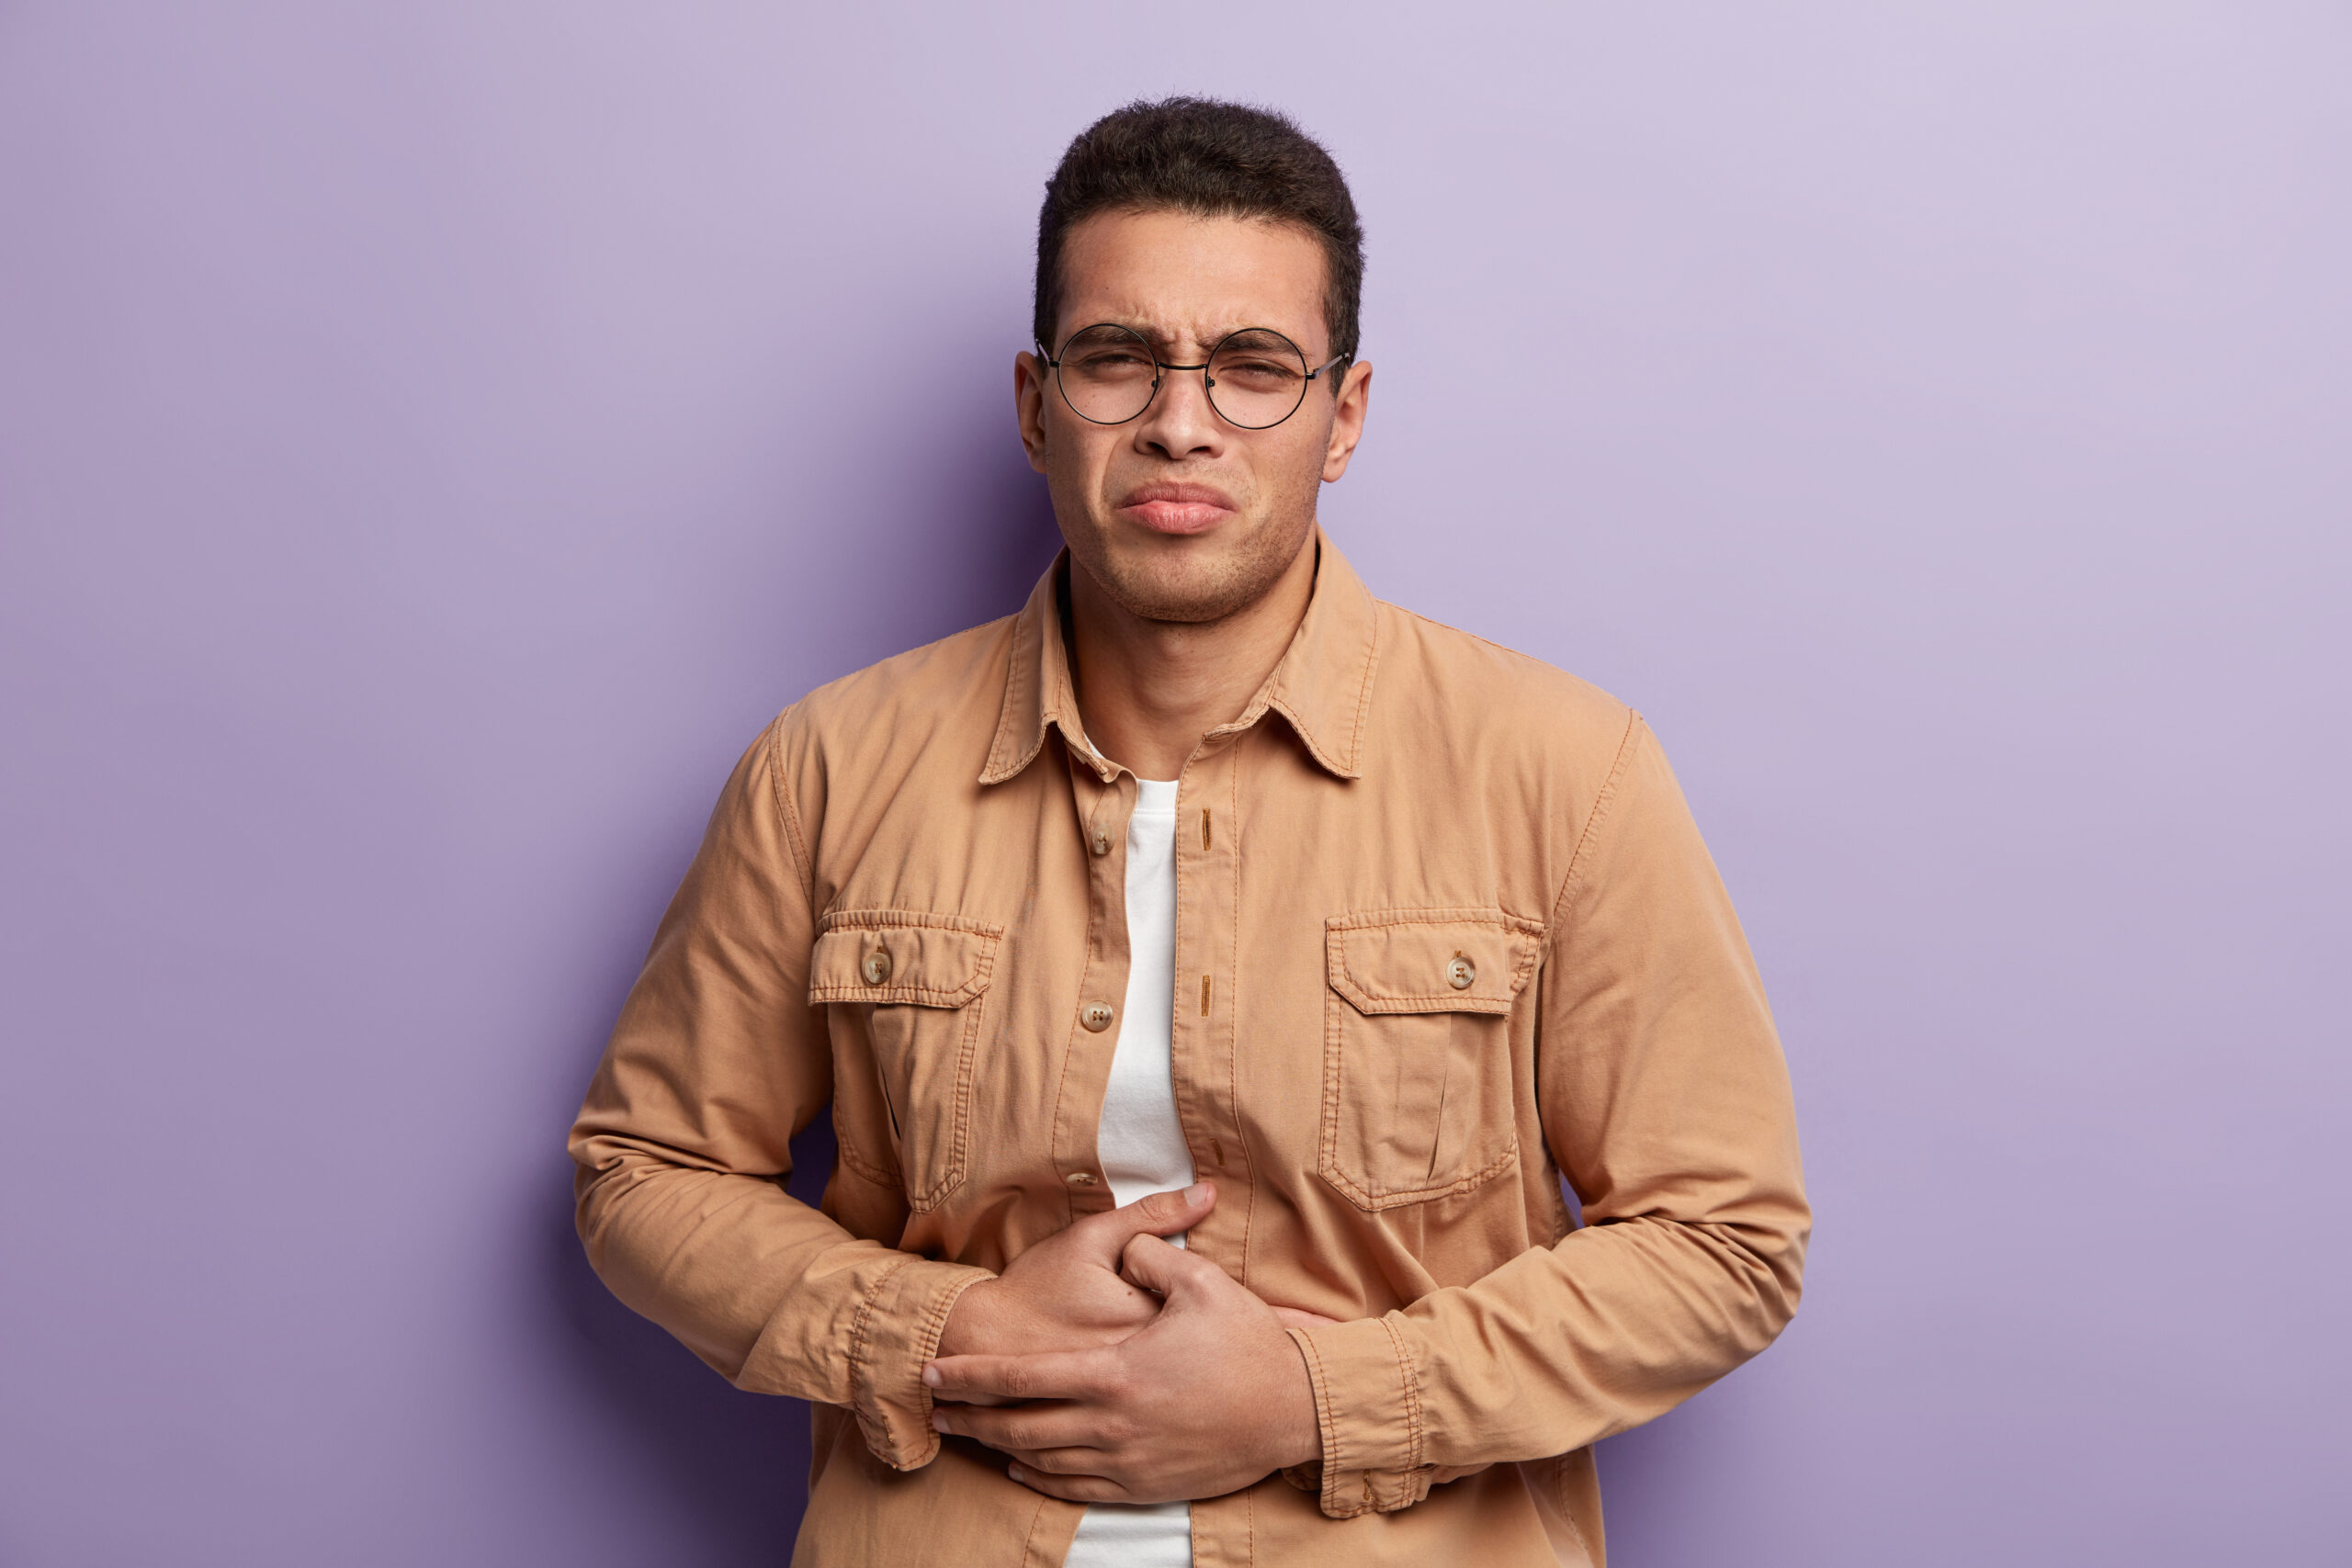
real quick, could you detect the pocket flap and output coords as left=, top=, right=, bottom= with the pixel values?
left=809, top=910, right=1002, bottom=1007
left=1326, top=909, right=1544, bottom=1017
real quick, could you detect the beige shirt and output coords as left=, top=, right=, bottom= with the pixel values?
left=569, top=533, right=1809, bottom=1567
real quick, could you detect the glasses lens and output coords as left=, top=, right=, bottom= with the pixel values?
left=1056, top=324, right=1159, bottom=423
left=1206, top=330, right=1310, bottom=429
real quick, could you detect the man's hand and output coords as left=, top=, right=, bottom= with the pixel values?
left=923, top=1230, right=1323, bottom=1504
left=933, top=1181, right=1217, bottom=1399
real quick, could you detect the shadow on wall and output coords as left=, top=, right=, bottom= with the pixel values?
left=545, top=1122, right=840, bottom=1565
left=914, top=400, right=1069, bottom=642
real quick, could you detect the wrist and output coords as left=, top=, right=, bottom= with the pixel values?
left=935, top=1277, right=1004, bottom=1360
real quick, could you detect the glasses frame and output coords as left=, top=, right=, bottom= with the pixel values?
left=1038, top=322, right=1351, bottom=431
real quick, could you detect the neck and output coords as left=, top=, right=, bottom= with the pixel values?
left=1066, top=533, right=1318, bottom=782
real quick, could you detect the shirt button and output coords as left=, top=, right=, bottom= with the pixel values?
left=1445, top=955, right=1476, bottom=990
left=1080, top=1002, right=1115, bottom=1032
left=1066, top=1171, right=1098, bottom=1187
left=862, top=949, right=893, bottom=986
left=1091, top=829, right=1112, bottom=856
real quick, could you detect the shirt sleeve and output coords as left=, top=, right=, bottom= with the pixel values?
left=568, top=716, right=992, bottom=1470
left=1285, top=714, right=1810, bottom=1517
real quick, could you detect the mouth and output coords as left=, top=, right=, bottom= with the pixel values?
left=1114, top=481, right=1238, bottom=536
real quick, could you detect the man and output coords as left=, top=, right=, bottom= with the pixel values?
left=570, top=97, right=1807, bottom=1568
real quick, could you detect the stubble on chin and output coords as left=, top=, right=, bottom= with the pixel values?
left=1058, top=480, right=1318, bottom=629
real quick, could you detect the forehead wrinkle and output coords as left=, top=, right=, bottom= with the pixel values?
left=1056, top=211, right=1329, bottom=357
left=1079, top=304, right=1307, bottom=360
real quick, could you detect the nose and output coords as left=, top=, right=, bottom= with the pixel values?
left=1132, top=361, right=1223, bottom=461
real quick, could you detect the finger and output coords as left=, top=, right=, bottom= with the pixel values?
left=933, top=1390, right=1017, bottom=1408
left=999, top=1446, right=1114, bottom=1477
left=1271, top=1306, right=1342, bottom=1330
left=924, top=1348, right=1112, bottom=1404
left=1076, top=1181, right=1216, bottom=1256
left=933, top=1401, right=1103, bottom=1455
left=1119, top=1231, right=1222, bottom=1300
left=1005, top=1462, right=1131, bottom=1505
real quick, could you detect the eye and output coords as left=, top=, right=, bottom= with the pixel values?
left=1072, top=348, right=1152, bottom=374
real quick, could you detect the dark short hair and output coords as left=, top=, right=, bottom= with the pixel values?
left=1034, top=96, right=1364, bottom=369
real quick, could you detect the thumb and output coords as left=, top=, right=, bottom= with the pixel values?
left=1095, top=1181, right=1216, bottom=1248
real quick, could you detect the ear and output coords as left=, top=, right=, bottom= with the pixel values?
left=1015, top=351, right=1052, bottom=474
left=1320, top=358, right=1373, bottom=483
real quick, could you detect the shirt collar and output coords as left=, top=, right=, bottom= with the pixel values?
left=978, top=525, right=1380, bottom=786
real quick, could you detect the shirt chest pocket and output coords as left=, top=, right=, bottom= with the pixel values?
left=1320, top=909, right=1544, bottom=1211
left=809, top=910, right=1002, bottom=1213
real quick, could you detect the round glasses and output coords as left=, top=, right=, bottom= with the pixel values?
left=1041, top=323, right=1349, bottom=431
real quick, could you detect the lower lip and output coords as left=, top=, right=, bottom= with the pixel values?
left=1120, top=499, right=1232, bottom=535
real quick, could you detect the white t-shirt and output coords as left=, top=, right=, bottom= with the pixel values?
left=1062, top=777, right=1196, bottom=1568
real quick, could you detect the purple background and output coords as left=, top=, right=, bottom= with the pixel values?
left=3, top=5, right=2346, bottom=1563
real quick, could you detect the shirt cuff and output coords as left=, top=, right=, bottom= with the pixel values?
left=1284, top=1316, right=1442, bottom=1518
left=846, top=1257, right=994, bottom=1470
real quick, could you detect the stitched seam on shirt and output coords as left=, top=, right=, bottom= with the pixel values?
left=1168, top=754, right=1205, bottom=1191
left=1340, top=990, right=1514, bottom=1011
left=981, top=612, right=1037, bottom=784
left=915, top=1269, right=980, bottom=1396
left=765, top=715, right=817, bottom=907
left=1381, top=1314, right=1423, bottom=1473
left=1328, top=907, right=1545, bottom=930
left=1017, top=1494, right=1054, bottom=1567
left=1548, top=708, right=1643, bottom=932
left=1227, top=737, right=1256, bottom=1285
left=807, top=980, right=992, bottom=1005
left=900, top=998, right=979, bottom=1211
left=1383, top=601, right=1548, bottom=667
left=1316, top=967, right=1521, bottom=1210
left=830, top=1110, right=900, bottom=1191
left=1317, top=948, right=1346, bottom=1206
left=807, top=990, right=989, bottom=1010
left=764, top=713, right=889, bottom=1185
left=808, top=914, right=1004, bottom=1007
left=1344, top=599, right=1381, bottom=774
left=1017, top=1497, right=1042, bottom=1566
left=1041, top=752, right=1102, bottom=1224
left=1318, top=907, right=1536, bottom=1208
left=1292, top=1330, right=1360, bottom=1519
left=846, top=1256, right=915, bottom=1458
left=818, top=908, right=1006, bottom=936
left=1334, top=920, right=1530, bottom=1004
left=1324, top=1143, right=1520, bottom=1212
left=1266, top=693, right=1353, bottom=779
left=1327, top=908, right=1544, bottom=1012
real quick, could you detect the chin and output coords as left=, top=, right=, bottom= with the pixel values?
left=1094, top=525, right=1307, bottom=626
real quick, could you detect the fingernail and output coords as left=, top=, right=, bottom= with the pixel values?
left=922, top=1365, right=941, bottom=1387
left=1008, top=1464, right=1026, bottom=1483
left=1182, top=1181, right=1211, bottom=1207
left=931, top=1412, right=948, bottom=1433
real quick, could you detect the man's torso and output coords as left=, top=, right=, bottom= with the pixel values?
left=785, top=541, right=1624, bottom=1566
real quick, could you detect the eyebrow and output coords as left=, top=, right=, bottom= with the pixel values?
left=1102, top=322, right=1305, bottom=356
left=1120, top=324, right=1213, bottom=356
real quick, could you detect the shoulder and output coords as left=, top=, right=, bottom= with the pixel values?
left=767, top=615, right=1017, bottom=760
left=1369, top=600, right=1638, bottom=767
left=742, top=615, right=1023, bottom=868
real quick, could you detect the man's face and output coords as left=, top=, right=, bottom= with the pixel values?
left=1016, top=209, right=1372, bottom=625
